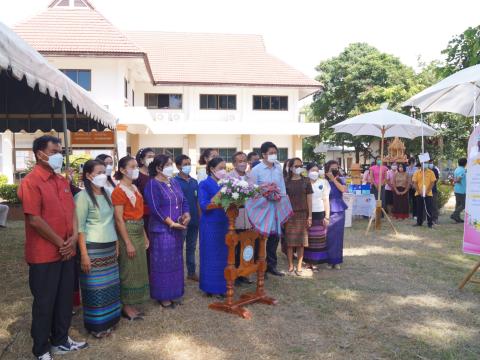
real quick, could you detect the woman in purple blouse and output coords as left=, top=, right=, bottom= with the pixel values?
left=324, top=160, right=348, bottom=269
left=144, top=155, right=190, bottom=308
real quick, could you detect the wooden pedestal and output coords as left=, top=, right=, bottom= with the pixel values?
left=208, top=206, right=277, bottom=319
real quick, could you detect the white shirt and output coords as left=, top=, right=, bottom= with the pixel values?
left=311, top=179, right=330, bottom=213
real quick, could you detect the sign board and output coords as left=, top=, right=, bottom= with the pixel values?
left=463, top=126, right=480, bottom=255
left=70, top=131, right=114, bottom=145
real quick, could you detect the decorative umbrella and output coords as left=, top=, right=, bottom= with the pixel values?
left=331, top=107, right=436, bottom=231
left=403, top=64, right=480, bottom=124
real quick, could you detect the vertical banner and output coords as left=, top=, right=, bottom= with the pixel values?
left=463, top=126, right=480, bottom=255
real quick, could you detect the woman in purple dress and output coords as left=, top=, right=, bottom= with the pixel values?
left=144, top=155, right=190, bottom=308
left=325, top=160, right=348, bottom=269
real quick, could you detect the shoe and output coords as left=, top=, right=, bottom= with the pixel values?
left=267, top=267, right=285, bottom=277
left=455, top=218, right=464, bottom=223
left=51, top=337, right=88, bottom=354
left=237, top=276, right=253, bottom=284
left=122, top=310, right=144, bottom=320
left=187, top=274, right=199, bottom=282
left=37, top=352, right=52, bottom=360
left=295, top=270, right=303, bottom=276
left=428, top=224, right=433, bottom=229
left=334, top=264, right=342, bottom=270
left=159, top=301, right=175, bottom=309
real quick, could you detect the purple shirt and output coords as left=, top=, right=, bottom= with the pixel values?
left=145, top=178, right=189, bottom=232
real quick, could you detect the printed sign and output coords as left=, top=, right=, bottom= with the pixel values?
left=70, top=131, right=114, bottom=145
left=463, top=126, right=480, bottom=255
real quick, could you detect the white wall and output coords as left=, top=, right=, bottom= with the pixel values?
left=134, top=83, right=300, bottom=124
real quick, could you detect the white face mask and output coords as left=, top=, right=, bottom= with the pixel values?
left=105, top=165, right=113, bottom=176
left=293, top=167, right=304, bottom=175
left=46, top=153, right=64, bottom=171
left=127, top=168, right=140, bottom=180
left=308, top=171, right=319, bottom=181
left=267, top=154, right=277, bottom=163
left=181, top=165, right=191, bottom=175
left=162, top=166, right=174, bottom=178
left=145, top=157, right=154, bottom=167
left=391, top=165, right=398, bottom=171
left=92, top=174, right=108, bottom=188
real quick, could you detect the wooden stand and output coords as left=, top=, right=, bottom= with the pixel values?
left=458, top=260, right=480, bottom=289
left=209, top=206, right=277, bottom=319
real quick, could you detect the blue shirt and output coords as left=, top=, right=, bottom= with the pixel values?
left=250, top=161, right=286, bottom=195
left=454, top=166, right=467, bottom=194
left=176, top=175, right=199, bottom=226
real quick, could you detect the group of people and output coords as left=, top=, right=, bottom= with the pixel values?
left=18, top=136, right=348, bottom=360
left=364, top=156, right=468, bottom=228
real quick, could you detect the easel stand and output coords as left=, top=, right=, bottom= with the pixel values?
left=458, top=260, right=480, bottom=289
left=209, top=206, right=277, bottom=319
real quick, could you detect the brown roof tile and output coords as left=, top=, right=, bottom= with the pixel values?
left=126, top=31, right=320, bottom=87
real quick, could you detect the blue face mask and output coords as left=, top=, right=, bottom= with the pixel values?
left=428, top=164, right=434, bottom=169
left=47, top=153, right=64, bottom=172
left=182, top=165, right=191, bottom=175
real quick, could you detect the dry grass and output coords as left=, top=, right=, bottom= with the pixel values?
left=1, top=201, right=480, bottom=360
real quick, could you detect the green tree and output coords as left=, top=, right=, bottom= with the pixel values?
left=309, top=43, right=422, bottom=163
left=441, top=25, right=480, bottom=76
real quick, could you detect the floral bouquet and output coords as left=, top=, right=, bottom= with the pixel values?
left=259, top=182, right=282, bottom=202
left=213, top=178, right=259, bottom=210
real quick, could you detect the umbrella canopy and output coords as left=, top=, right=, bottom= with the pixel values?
left=0, top=21, right=116, bottom=132
left=331, top=109, right=436, bottom=139
left=403, top=64, right=480, bottom=117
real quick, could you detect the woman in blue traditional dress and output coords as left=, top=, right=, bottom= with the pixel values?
left=198, top=157, right=229, bottom=297
left=324, top=160, right=348, bottom=269
left=144, top=155, right=190, bottom=308
left=75, top=160, right=121, bottom=338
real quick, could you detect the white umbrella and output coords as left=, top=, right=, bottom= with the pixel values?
left=331, top=108, right=436, bottom=232
left=403, top=64, right=480, bottom=120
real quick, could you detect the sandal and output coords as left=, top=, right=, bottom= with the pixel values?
left=122, top=310, right=144, bottom=321
left=159, top=301, right=175, bottom=309
left=295, top=270, right=303, bottom=276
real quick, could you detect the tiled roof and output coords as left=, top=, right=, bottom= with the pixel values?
left=126, top=31, right=320, bottom=88
left=13, top=7, right=143, bottom=56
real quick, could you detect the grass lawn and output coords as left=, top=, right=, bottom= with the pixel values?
left=1, top=203, right=480, bottom=359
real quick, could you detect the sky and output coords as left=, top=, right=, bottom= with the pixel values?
left=1, top=0, right=479, bottom=78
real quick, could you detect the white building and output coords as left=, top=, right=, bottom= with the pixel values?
left=1, top=0, right=320, bottom=181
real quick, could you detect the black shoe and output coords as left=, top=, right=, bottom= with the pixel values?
left=238, top=276, right=253, bottom=284
left=267, top=267, right=285, bottom=277
left=428, top=224, right=433, bottom=229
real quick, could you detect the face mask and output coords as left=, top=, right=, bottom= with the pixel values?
left=105, top=165, right=113, bottom=176
left=145, top=158, right=154, bottom=167
left=214, top=169, right=227, bottom=180
left=391, top=165, right=398, bottom=171
left=308, top=171, right=319, bottom=181
left=293, top=167, right=303, bottom=175
left=181, top=165, right=191, bottom=175
left=92, top=174, right=108, bottom=188
left=267, top=154, right=277, bottom=163
left=127, top=168, right=139, bottom=180
left=162, top=166, right=174, bottom=178
left=236, top=163, right=248, bottom=173
left=422, top=163, right=428, bottom=170
left=428, top=164, right=434, bottom=169
left=45, top=153, right=64, bottom=171
left=376, top=160, right=382, bottom=166
left=331, top=169, right=339, bottom=177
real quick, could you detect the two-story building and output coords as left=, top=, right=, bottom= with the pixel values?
left=3, top=0, right=320, bottom=179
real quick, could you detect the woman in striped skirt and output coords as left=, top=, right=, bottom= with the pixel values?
left=112, top=156, right=150, bottom=319
left=75, top=160, right=121, bottom=338
left=304, top=163, right=331, bottom=269
left=284, top=158, right=313, bottom=276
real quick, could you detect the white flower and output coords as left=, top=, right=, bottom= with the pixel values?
left=220, top=187, right=227, bottom=193
left=232, top=192, right=239, bottom=199
left=237, top=180, right=249, bottom=189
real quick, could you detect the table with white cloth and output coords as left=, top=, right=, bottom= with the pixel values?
left=343, top=193, right=376, bottom=227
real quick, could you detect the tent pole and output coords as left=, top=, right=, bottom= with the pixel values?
left=61, top=97, right=70, bottom=168
left=375, top=128, right=385, bottom=229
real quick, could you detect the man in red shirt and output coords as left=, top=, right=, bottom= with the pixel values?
left=18, top=135, right=87, bottom=360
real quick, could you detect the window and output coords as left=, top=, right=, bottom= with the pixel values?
left=151, top=147, right=184, bottom=159
left=144, top=94, right=182, bottom=109
left=200, top=147, right=237, bottom=163
left=61, top=69, right=91, bottom=91
left=132, top=90, right=135, bottom=106
left=200, top=95, right=236, bottom=110
left=253, top=147, right=289, bottom=162
left=124, top=78, right=128, bottom=99
left=253, top=96, right=288, bottom=111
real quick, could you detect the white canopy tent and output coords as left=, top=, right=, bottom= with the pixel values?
left=0, top=21, right=117, bottom=167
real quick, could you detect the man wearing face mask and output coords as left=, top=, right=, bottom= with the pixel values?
left=412, top=162, right=436, bottom=228
left=18, top=135, right=88, bottom=360
left=228, top=152, right=255, bottom=285
left=250, top=141, right=291, bottom=277
left=175, top=155, right=200, bottom=281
